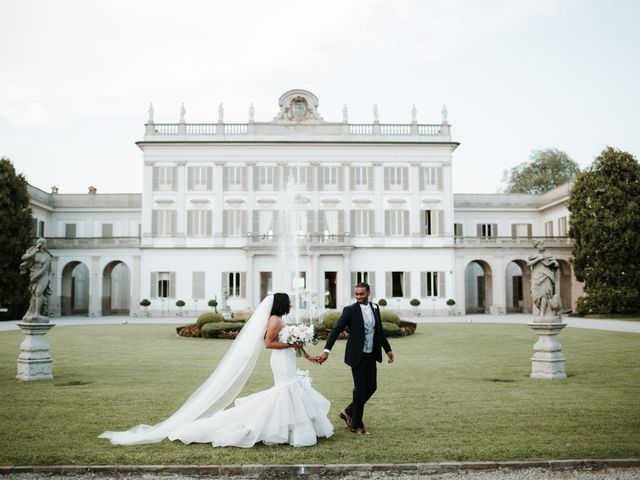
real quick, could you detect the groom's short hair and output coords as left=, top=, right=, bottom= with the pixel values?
left=355, top=282, right=370, bottom=292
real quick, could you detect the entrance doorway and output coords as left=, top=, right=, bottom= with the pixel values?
left=260, top=272, right=272, bottom=301
left=324, top=271, right=337, bottom=309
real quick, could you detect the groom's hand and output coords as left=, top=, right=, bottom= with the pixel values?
left=317, top=351, right=329, bottom=365
left=387, top=351, right=395, bottom=364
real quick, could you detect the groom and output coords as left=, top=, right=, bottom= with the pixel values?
left=317, top=282, right=394, bottom=435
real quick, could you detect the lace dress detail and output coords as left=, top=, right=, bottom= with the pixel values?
left=168, top=327, right=334, bottom=447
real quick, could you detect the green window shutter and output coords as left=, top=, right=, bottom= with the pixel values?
left=420, top=210, right=426, bottom=235
left=402, top=210, right=409, bottom=236
left=419, top=167, right=425, bottom=191
left=223, top=210, right=229, bottom=236
left=437, top=210, right=444, bottom=236
left=403, top=272, right=411, bottom=298
left=187, top=167, right=194, bottom=191
left=420, top=272, right=427, bottom=298
left=511, top=224, right=517, bottom=238
left=527, top=224, right=532, bottom=238
left=439, top=271, right=446, bottom=298
left=384, top=168, right=390, bottom=190
left=402, top=167, right=409, bottom=191
left=317, top=167, right=324, bottom=192
left=252, top=210, right=259, bottom=235
left=241, top=167, right=247, bottom=191
left=223, top=167, right=228, bottom=192
left=206, top=210, right=212, bottom=236
left=437, top=167, right=443, bottom=191
left=351, top=272, right=357, bottom=296
left=152, top=167, right=159, bottom=190
left=152, top=210, right=158, bottom=235
left=385, top=272, right=392, bottom=298
left=318, top=210, right=326, bottom=233
left=337, top=166, right=344, bottom=192
left=187, top=210, right=193, bottom=235
left=170, top=210, right=177, bottom=235
left=253, top=166, right=259, bottom=191
left=349, top=167, right=356, bottom=191
left=305, top=210, right=313, bottom=234
left=492, top=223, right=498, bottom=237
left=384, top=210, right=390, bottom=235
left=350, top=210, right=356, bottom=234
left=169, top=272, right=176, bottom=298
left=338, top=210, right=344, bottom=234
left=170, top=167, right=177, bottom=191
left=274, top=166, right=280, bottom=191
left=476, top=224, right=483, bottom=237
left=367, top=167, right=374, bottom=192
left=368, top=271, right=376, bottom=298
left=221, top=272, right=229, bottom=297
left=273, top=210, right=280, bottom=234
left=368, top=210, right=375, bottom=236
left=240, top=272, right=246, bottom=299
left=150, top=272, right=158, bottom=299
left=206, top=167, right=213, bottom=190
left=241, top=211, right=247, bottom=235
left=306, top=166, right=314, bottom=191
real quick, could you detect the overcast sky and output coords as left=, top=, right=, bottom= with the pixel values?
left=1, top=0, right=639, bottom=194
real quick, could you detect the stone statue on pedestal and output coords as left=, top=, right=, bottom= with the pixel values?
left=527, top=240, right=562, bottom=321
left=19, top=238, right=52, bottom=323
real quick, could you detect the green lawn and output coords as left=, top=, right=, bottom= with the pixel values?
left=0, top=323, right=639, bottom=465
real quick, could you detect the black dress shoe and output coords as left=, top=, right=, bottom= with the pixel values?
left=354, top=427, right=371, bottom=435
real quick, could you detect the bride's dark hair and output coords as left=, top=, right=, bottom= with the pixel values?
left=270, top=293, right=291, bottom=316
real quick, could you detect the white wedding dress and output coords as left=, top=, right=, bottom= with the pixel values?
left=169, top=338, right=334, bottom=447
left=100, top=296, right=333, bottom=448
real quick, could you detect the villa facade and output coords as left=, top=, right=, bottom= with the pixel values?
left=27, top=89, right=582, bottom=318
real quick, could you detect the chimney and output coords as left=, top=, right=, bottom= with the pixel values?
left=88, top=186, right=97, bottom=194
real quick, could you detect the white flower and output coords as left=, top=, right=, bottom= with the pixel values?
left=372, top=303, right=378, bottom=310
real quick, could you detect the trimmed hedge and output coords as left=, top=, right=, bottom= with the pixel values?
left=201, top=321, right=245, bottom=339
left=196, top=312, right=225, bottom=327
left=381, top=310, right=401, bottom=325
left=321, top=310, right=341, bottom=329
left=382, top=322, right=400, bottom=336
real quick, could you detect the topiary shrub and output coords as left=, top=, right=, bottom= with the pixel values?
left=175, top=300, right=185, bottom=307
left=321, top=310, right=341, bottom=329
left=382, top=322, right=401, bottom=336
left=231, top=310, right=252, bottom=322
left=201, top=321, right=244, bottom=339
left=446, top=299, right=456, bottom=307
left=197, top=312, right=225, bottom=327
left=381, top=310, right=400, bottom=325
left=139, top=299, right=151, bottom=307
left=378, top=298, right=387, bottom=307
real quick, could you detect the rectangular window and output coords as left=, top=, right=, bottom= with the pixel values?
left=545, top=220, right=554, bottom=237
left=192, top=271, right=205, bottom=300
left=38, top=220, right=45, bottom=238
left=229, top=272, right=241, bottom=297
left=153, top=210, right=177, bottom=236
left=352, top=210, right=373, bottom=236
left=392, top=271, right=404, bottom=297
left=187, top=210, right=211, bottom=236
left=511, top=223, right=532, bottom=238
left=351, top=271, right=376, bottom=298
left=423, top=272, right=439, bottom=297
left=288, top=166, right=306, bottom=184
left=477, top=223, right=497, bottom=237
left=259, top=166, right=274, bottom=187
left=323, top=166, right=337, bottom=187
left=558, top=216, right=568, bottom=236
left=422, top=210, right=442, bottom=236
left=102, top=223, right=113, bottom=237
left=260, top=271, right=272, bottom=300
left=188, top=166, right=212, bottom=191
left=223, top=210, right=246, bottom=236
left=157, top=272, right=173, bottom=298
left=65, top=223, right=77, bottom=238
left=153, top=166, right=177, bottom=191
left=385, top=210, right=408, bottom=236
left=421, top=167, right=438, bottom=189
left=389, top=167, right=403, bottom=185
left=454, top=223, right=463, bottom=237
left=384, top=166, right=408, bottom=191
left=224, top=166, right=245, bottom=191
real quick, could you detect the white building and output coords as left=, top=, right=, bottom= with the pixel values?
left=28, top=89, right=581, bottom=318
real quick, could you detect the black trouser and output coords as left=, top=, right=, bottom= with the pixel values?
left=345, top=352, right=377, bottom=429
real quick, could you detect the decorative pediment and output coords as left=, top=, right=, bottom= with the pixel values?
left=273, top=89, right=324, bottom=123
left=294, top=194, right=311, bottom=205
left=352, top=198, right=372, bottom=206
left=154, top=198, right=174, bottom=205
left=320, top=198, right=340, bottom=208
left=225, top=198, right=245, bottom=209
left=256, top=198, right=277, bottom=206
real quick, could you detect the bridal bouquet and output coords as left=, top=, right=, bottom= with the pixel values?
left=278, top=324, right=317, bottom=357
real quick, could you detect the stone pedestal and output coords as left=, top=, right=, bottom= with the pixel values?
left=16, top=321, right=56, bottom=381
left=528, top=320, right=567, bottom=379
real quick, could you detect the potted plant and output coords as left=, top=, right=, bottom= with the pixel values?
left=378, top=298, right=387, bottom=309
left=208, top=298, right=218, bottom=313
left=175, top=300, right=185, bottom=316
left=446, top=298, right=456, bottom=315
left=139, top=298, right=151, bottom=317
left=410, top=298, right=421, bottom=316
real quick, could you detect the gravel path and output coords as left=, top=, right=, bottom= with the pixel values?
left=2, top=469, right=640, bottom=480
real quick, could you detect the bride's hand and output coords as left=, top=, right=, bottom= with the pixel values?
left=304, top=353, right=318, bottom=364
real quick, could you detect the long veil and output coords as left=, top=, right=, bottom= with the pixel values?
left=99, top=295, right=274, bottom=445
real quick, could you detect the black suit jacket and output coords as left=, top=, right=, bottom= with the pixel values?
left=324, top=301, right=392, bottom=367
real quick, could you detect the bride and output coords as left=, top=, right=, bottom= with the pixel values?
left=100, top=293, right=334, bottom=447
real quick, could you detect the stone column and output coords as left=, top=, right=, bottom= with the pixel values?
left=17, top=322, right=55, bottom=381
left=89, top=256, right=101, bottom=317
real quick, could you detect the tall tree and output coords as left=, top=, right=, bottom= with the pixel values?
left=0, top=157, right=33, bottom=320
left=502, top=148, right=580, bottom=194
left=568, top=147, right=640, bottom=314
